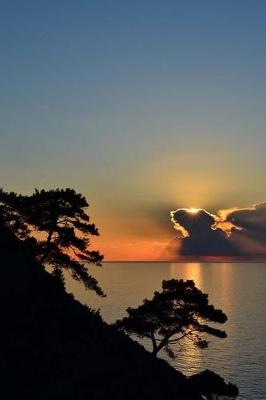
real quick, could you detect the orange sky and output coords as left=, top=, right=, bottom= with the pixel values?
left=91, top=211, right=179, bottom=261
left=91, top=203, right=266, bottom=261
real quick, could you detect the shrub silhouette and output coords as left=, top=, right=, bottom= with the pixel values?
left=189, top=370, right=239, bottom=399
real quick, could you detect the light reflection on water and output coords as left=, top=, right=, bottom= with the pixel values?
left=66, top=262, right=266, bottom=400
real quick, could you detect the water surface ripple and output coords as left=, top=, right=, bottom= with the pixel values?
left=67, top=262, right=266, bottom=399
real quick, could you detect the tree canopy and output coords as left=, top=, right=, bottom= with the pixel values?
left=115, top=279, right=227, bottom=358
left=0, top=188, right=104, bottom=296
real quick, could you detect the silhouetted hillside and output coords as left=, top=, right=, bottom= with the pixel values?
left=0, top=221, right=201, bottom=400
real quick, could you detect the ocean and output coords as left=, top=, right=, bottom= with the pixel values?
left=66, top=262, right=266, bottom=399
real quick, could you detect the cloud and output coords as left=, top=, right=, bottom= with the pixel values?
left=224, top=202, right=266, bottom=256
left=170, top=203, right=266, bottom=258
left=170, top=208, right=237, bottom=257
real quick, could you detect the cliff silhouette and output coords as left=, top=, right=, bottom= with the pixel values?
left=0, top=220, right=201, bottom=400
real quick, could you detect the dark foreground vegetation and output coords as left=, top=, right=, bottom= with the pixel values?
left=0, top=188, right=239, bottom=399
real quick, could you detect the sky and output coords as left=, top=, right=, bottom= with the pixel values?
left=1, top=1, right=266, bottom=260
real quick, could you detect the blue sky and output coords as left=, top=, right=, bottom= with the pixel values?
left=1, top=1, right=266, bottom=258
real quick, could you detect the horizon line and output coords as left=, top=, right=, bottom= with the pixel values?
left=103, top=258, right=266, bottom=263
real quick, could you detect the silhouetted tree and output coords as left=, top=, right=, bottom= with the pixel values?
left=0, top=188, right=105, bottom=296
left=115, top=279, right=227, bottom=358
left=189, top=370, right=239, bottom=399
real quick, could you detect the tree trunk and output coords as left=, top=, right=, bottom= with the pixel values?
left=40, top=228, right=54, bottom=264
left=151, top=333, right=158, bottom=356
left=150, top=333, right=172, bottom=357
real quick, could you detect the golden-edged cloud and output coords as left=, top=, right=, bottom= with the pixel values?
left=170, top=202, right=266, bottom=258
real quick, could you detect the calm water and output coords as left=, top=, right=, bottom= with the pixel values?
left=66, top=262, right=266, bottom=399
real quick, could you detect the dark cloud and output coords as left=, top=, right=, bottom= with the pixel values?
left=170, top=208, right=237, bottom=257
left=170, top=203, right=266, bottom=258
left=225, top=202, right=266, bottom=256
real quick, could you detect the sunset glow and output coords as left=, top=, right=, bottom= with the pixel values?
left=187, top=208, right=201, bottom=215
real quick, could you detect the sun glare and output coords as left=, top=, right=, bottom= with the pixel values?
left=187, top=208, right=200, bottom=215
